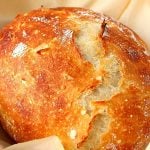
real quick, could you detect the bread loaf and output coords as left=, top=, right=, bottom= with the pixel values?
left=0, top=8, right=149, bottom=150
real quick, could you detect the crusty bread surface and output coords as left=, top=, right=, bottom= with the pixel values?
left=0, top=8, right=149, bottom=150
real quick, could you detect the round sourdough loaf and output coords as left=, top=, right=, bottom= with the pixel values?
left=0, top=8, right=149, bottom=150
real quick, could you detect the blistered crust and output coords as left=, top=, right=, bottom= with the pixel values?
left=0, top=8, right=149, bottom=150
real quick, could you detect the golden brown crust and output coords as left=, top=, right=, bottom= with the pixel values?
left=0, top=8, right=149, bottom=149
